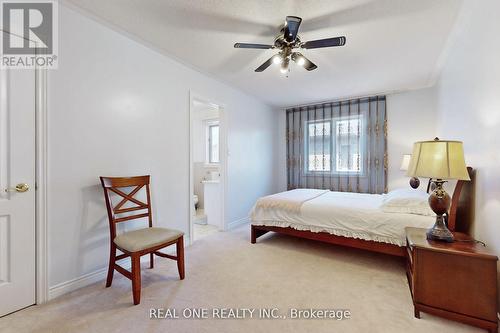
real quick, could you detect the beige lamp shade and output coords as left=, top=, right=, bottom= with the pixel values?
left=407, top=139, right=470, bottom=180
left=400, top=154, right=411, bottom=171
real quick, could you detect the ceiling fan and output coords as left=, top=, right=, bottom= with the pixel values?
left=234, top=16, right=346, bottom=73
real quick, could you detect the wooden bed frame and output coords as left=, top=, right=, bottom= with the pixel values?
left=251, top=167, right=475, bottom=257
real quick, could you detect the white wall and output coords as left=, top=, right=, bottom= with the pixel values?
left=48, top=4, right=277, bottom=290
left=276, top=89, right=437, bottom=192
left=386, top=88, right=438, bottom=190
left=434, top=1, right=500, bottom=260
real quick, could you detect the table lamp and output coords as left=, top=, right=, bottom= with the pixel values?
left=400, top=154, right=420, bottom=189
left=407, top=138, right=470, bottom=242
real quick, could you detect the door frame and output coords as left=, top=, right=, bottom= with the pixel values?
left=35, top=67, right=48, bottom=304
left=188, top=91, right=227, bottom=244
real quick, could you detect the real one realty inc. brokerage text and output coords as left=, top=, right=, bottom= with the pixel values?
left=150, top=308, right=352, bottom=320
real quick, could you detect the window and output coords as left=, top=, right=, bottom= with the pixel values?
left=335, top=118, right=362, bottom=173
left=208, top=123, right=219, bottom=164
left=307, top=121, right=331, bottom=172
left=305, top=116, right=364, bottom=174
left=287, top=97, right=386, bottom=193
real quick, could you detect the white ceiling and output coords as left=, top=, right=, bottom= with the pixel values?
left=64, top=0, right=463, bottom=107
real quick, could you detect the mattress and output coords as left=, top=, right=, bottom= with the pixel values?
left=250, top=189, right=435, bottom=246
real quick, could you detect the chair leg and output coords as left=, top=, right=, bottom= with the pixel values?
left=149, top=252, right=154, bottom=269
left=131, top=254, right=142, bottom=305
left=176, top=236, right=185, bottom=280
left=106, top=244, right=116, bottom=287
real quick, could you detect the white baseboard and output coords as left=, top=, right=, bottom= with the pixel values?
left=227, top=217, right=249, bottom=230
left=48, top=238, right=189, bottom=301
left=49, top=266, right=109, bottom=300
left=48, top=256, right=143, bottom=300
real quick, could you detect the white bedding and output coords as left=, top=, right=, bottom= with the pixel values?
left=250, top=189, right=435, bottom=246
left=252, top=188, right=329, bottom=214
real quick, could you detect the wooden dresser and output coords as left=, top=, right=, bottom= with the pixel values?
left=405, top=227, right=498, bottom=333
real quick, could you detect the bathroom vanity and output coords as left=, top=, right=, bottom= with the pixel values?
left=202, top=179, right=222, bottom=229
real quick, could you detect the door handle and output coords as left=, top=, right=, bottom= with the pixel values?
left=5, top=183, right=30, bottom=193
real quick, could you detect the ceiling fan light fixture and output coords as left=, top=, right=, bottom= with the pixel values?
left=235, top=15, right=347, bottom=74
left=291, top=52, right=305, bottom=66
left=280, top=58, right=289, bottom=74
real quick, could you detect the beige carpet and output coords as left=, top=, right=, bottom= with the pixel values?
left=193, top=223, right=219, bottom=241
left=0, top=225, right=484, bottom=333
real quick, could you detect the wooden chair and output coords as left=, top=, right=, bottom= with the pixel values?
left=100, top=175, right=184, bottom=305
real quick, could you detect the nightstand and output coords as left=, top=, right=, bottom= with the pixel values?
left=405, top=227, right=498, bottom=333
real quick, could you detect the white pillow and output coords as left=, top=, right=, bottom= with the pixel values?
left=380, top=188, right=434, bottom=216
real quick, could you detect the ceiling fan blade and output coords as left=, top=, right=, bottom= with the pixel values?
left=302, top=36, right=346, bottom=49
left=254, top=56, right=275, bottom=72
left=284, top=16, right=302, bottom=43
left=301, top=56, right=318, bottom=71
left=292, top=53, right=318, bottom=71
left=234, top=43, right=274, bottom=49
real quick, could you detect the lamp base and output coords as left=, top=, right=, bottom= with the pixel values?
left=426, top=216, right=454, bottom=242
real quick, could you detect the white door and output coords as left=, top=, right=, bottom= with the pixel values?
left=0, top=58, right=36, bottom=315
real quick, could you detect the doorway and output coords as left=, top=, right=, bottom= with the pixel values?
left=189, top=93, right=226, bottom=243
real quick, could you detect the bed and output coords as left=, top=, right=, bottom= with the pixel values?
left=250, top=168, right=474, bottom=257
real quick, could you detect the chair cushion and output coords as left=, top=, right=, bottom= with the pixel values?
left=114, top=227, right=183, bottom=252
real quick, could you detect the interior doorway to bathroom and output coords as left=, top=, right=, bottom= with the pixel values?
left=189, top=93, right=226, bottom=243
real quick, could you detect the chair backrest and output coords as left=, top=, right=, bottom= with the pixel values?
left=100, top=175, right=153, bottom=240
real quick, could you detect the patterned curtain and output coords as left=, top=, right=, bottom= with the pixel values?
left=286, top=96, right=387, bottom=194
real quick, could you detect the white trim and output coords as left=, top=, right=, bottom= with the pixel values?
left=189, top=92, right=195, bottom=244
left=189, top=91, right=228, bottom=245
left=35, top=67, right=49, bottom=304
left=49, top=267, right=107, bottom=300
left=220, top=105, right=228, bottom=232
left=227, top=217, right=249, bottom=230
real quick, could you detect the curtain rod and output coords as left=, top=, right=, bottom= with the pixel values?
left=284, top=94, right=386, bottom=111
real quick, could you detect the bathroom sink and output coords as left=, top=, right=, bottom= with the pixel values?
left=202, top=179, right=220, bottom=184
